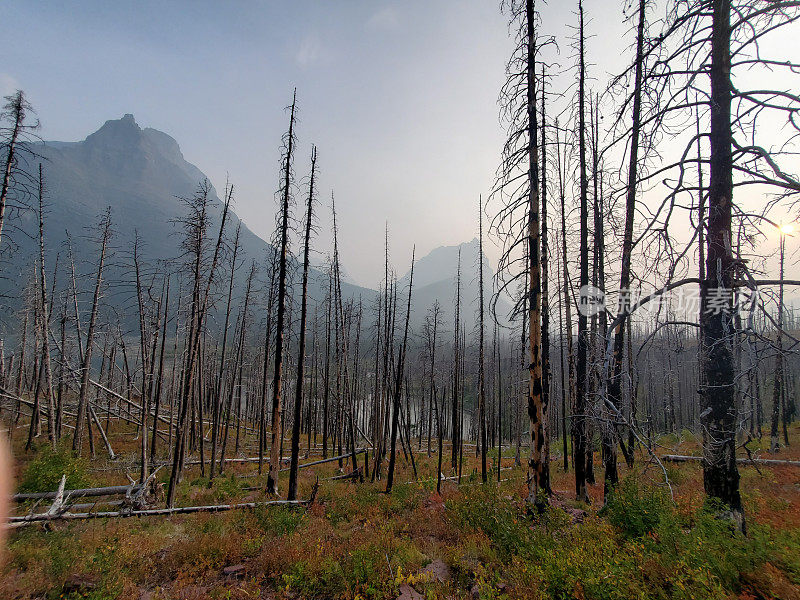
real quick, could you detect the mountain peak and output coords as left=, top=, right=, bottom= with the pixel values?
left=85, top=113, right=142, bottom=146
left=400, top=238, right=492, bottom=290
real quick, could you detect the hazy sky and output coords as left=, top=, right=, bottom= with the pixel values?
left=4, top=0, right=637, bottom=286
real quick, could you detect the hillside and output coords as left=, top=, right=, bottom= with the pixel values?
left=0, top=114, right=374, bottom=334
left=400, top=238, right=512, bottom=333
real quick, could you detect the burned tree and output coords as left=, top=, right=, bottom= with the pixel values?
left=72, top=209, right=112, bottom=455
left=478, top=196, right=488, bottom=482
left=493, top=0, right=552, bottom=509
left=386, top=249, right=414, bottom=494
left=166, top=180, right=230, bottom=507
left=0, top=91, right=38, bottom=251
left=267, top=90, right=297, bottom=496
left=616, top=0, right=800, bottom=529
left=288, top=146, right=317, bottom=501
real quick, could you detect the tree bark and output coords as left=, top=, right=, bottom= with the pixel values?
left=73, top=210, right=111, bottom=455
left=266, top=90, right=297, bottom=496
left=288, top=146, right=317, bottom=500
left=702, top=0, right=744, bottom=530
left=574, top=0, right=590, bottom=504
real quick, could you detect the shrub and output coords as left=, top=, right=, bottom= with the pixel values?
left=604, top=473, right=672, bottom=538
left=17, top=444, right=90, bottom=493
left=251, top=505, right=307, bottom=536
left=675, top=500, right=770, bottom=591
left=282, top=557, right=348, bottom=599
left=446, top=485, right=537, bottom=561
left=772, top=528, right=800, bottom=584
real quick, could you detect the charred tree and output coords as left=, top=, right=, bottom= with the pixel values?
left=288, top=146, right=317, bottom=500
left=72, top=209, right=112, bottom=455
left=267, top=90, right=297, bottom=496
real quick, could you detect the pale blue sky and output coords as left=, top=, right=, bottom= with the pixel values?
left=3, top=1, right=634, bottom=285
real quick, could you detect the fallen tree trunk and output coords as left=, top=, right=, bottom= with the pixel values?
left=59, top=500, right=125, bottom=511
left=322, top=467, right=363, bottom=482
left=13, top=484, right=142, bottom=502
left=89, top=405, right=115, bottom=460
left=278, top=448, right=367, bottom=472
left=662, top=454, right=800, bottom=467
left=241, top=450, right=369, bottom=489
left=8, top=499, right=309, bottom=527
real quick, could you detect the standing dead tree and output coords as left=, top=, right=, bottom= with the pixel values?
left=72, top=209, right=112, bottom=455
left=210, top=214, right=240, bottom=480
left=574, top=0, right=590, bottom=504
left=0, top=90, right=38, bottom=252
left=451, top=249, right=461, bottom=471
left=288, top=146, right=317, bottom=501
left=267, top=89, right=297, bottom=496
left=35, top=164, right=55, bottom=448
left=220, top=260, right=255, bottom=474
left=493, top=0, right=553, bottom=509
left=603, top=0, right=649, bottom=495
left=423, top=301, right=444, bottom=492
left=555, top=118, right=575, bottom=474
left=612, top=0, right=800, bottom=530
left=478, top=196, right=488, bottom=482
left=386, top=249, right=414, bottom=494
left=330, top=195, right=360, bottom=479
left=166, top=180, right=230, bottom=507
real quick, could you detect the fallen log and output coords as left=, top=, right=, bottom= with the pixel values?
left=401, top=466, right=514, bottom=486
left=240, top=450, right=369, bottom=489
left=89, top=405, right=116, bottom=460
left=187, top=455, right=289, bottom=466
left=7, top=498, right=309, bottom=527
left=323, top=467, right=363, bottom=482
left=13, top=484, right=141, bottom=502
left=661, top=454, right=800, bottom=467
left=60, top=500, right=124, bottom=511
left=278, top=448, right=366, bottom=472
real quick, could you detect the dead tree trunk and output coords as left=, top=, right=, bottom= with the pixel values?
left=288, top=146, right=317, bottom=501
left=540, top=64, right=552, bottom=492
left=36, top=165, right=56, bottom=447
left=73, top=210, right=112, bottom=455
left=525, top=0, right=549, bottom=509
left=166, top=181, right=230, bottom=507
left=210, top=215, right=240, bottom=480
left=575, top=0, right=590, bottom=504
left=150, top=276, right=170, bottom=467
left=606, top=0, right=646, bottom=495
left=266, top=90, right=297, bottom=496
left=478, top=196, right=488, bottom=483
left=701, top=0, right=744, bottom=531
left=133, top=235, right=152, bottom=482
left=386, top=249, right=414, bottom=494
left=0, top=91, right=30, bottom=248
left=451, top=250, right=461, bottom=470
left=321, top=273, right=332, bottom=460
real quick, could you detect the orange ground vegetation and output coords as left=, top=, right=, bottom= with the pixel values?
left=2, top=421, right=800, bottom=599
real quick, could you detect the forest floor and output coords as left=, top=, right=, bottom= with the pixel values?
left=2, top=422, right=800, bottom=600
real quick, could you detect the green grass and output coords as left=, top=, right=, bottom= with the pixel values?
left=17, top=442, right=91, bottom=493
left=5, top=426, right=800, bottom=600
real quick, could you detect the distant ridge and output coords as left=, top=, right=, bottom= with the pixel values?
left=0, top=114, right=507, bottom=336
left=0, top=114, right=373, bottom=333
left=399, top=238, right=511, bottom=331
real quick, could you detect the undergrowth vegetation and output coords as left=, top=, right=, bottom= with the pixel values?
left=446, top=477, right=799, bottom=600
left=4, top=430, right=800, bottom=599
left=16, top=442, right=91, bottom=494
